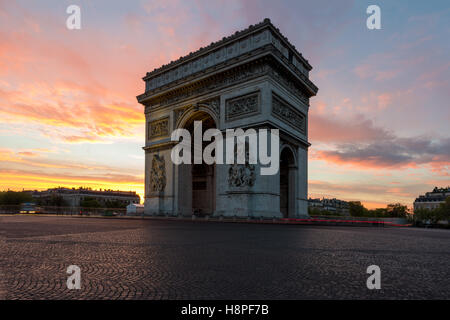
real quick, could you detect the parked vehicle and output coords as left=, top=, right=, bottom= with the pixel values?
left=19, top=202, right=41, bottom=214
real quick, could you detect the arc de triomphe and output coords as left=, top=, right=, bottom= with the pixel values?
left=137, top=19, right=318, bottom=218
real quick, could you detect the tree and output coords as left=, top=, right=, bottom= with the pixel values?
left=438, top=197, right=450, bottom=219
left=414, top=197, right=450, bottom=224
left=39, top=195, right=68, bottom=207
left=414, top=208, right=435, bottom=223
left=104, top=200, right=127, bottom=209
left=308, top=207, right=322, bottom=215
left=348, top=201, right=368, bottom=217
left=80, top=197, right=101, bottom=208
left=368, top=208, right=387, bottom=218
left=0, top=191, right=33, bottom=205
left=386, top=203, right=408, bottom=218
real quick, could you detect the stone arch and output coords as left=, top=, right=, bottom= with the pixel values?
left=280, top=143, right=298, bottom=166
left=175, top=109, right=218, bottom=217
left=176, top=104, right=219, bottom=130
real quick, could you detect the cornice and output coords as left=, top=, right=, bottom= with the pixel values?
left=137, top=48, right=317, bottom=109
left=142, top=18, right=312, bottom=82
left=139, top=19, right=318, bottom=98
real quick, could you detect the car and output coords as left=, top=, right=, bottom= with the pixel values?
left=19, top=202, right=41, bottom=214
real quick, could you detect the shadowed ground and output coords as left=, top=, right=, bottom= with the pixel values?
left=0, top=215, right=448, bottom=299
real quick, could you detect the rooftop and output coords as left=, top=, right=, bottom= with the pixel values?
left=431, top=187, right=449, bottom=193
left=414, top=186, right=450, bottom=202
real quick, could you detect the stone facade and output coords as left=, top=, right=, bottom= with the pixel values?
left=308, top=198, right=350, bottom=215
left=414, top=187, right=450, bottom=211
left=137, top=18, right=318, bottom=218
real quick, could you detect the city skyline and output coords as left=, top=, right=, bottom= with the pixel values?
left=1, top=0, right=449, bottom=208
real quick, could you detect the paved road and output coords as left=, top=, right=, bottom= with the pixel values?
left=0, top=215, right=449, bottom=299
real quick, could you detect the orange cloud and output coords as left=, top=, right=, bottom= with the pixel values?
left=0, top=81, right=145, bottom=143
left=0, top=148, right=142, bottom=173
left=16, top=151, right=39, bottom=157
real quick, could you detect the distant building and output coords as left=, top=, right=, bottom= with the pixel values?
left=308, top=197, right=349, bottom=215
left=414, top=187, right=450, bottom=211
left=126, top=203, right=145, bottom=215
left=31, top=187, right=140, bottom=207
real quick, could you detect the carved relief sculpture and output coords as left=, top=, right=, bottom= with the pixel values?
left=204, top=97, right=220, bottom=116
left=228, top=143, right=256, bottom=187
left=225, top=92, right=259, bottom=121
left=228, top=163, right=256, bottom=187
left=272, top=94, right=305, bottom=134
left=148, top=117, right=169, bottom=138
left=144, top=63, right=266, bottom=112
left=150, top=154, right=166, bottom=192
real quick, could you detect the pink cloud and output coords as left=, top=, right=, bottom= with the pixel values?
left=309, top=112, right=393, bottom=143
left=311, top=136, right=450, bottom=174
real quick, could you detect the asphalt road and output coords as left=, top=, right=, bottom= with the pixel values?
left=0, top=215, right=448, bottom=299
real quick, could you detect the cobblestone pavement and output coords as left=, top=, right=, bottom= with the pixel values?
left=0, top=215, right=449, bottom=299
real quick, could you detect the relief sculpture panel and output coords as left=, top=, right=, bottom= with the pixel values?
left=225, top=91, right=260, bottom=122
left=150, top=154, right=166, bottom=192
left=272, top=94, right=305, bottom=134
left=148, top=117, right=169, bottom=139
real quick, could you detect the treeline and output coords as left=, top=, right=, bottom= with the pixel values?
left=0, top=191, right=127, bottom=208
left=0, top=191, right=69, bottom=206
left=0, top=191, right=33, bottom=205
left=308, top=201, right=409, bottom=218
left=348, top=201, right=408, bottom=218
left=80, top=197, right=127, bottom=208
left=414, top=197, right=450, bottom=224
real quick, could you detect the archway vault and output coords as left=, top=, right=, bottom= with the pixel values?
left=177, top=110, right=217, bottom=216
left=176, top=102, right=219, bottom=131
left=280, top=144, right=298, bottom=167
left=280, top=144, right=297, bottom=218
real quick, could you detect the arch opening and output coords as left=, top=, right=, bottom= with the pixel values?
left=178, top=111, right=217, bottom=216
left=280, top=146, right=296, bottom=218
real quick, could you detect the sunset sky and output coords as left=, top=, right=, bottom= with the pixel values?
left=0, top=0, right=449, bottom=208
